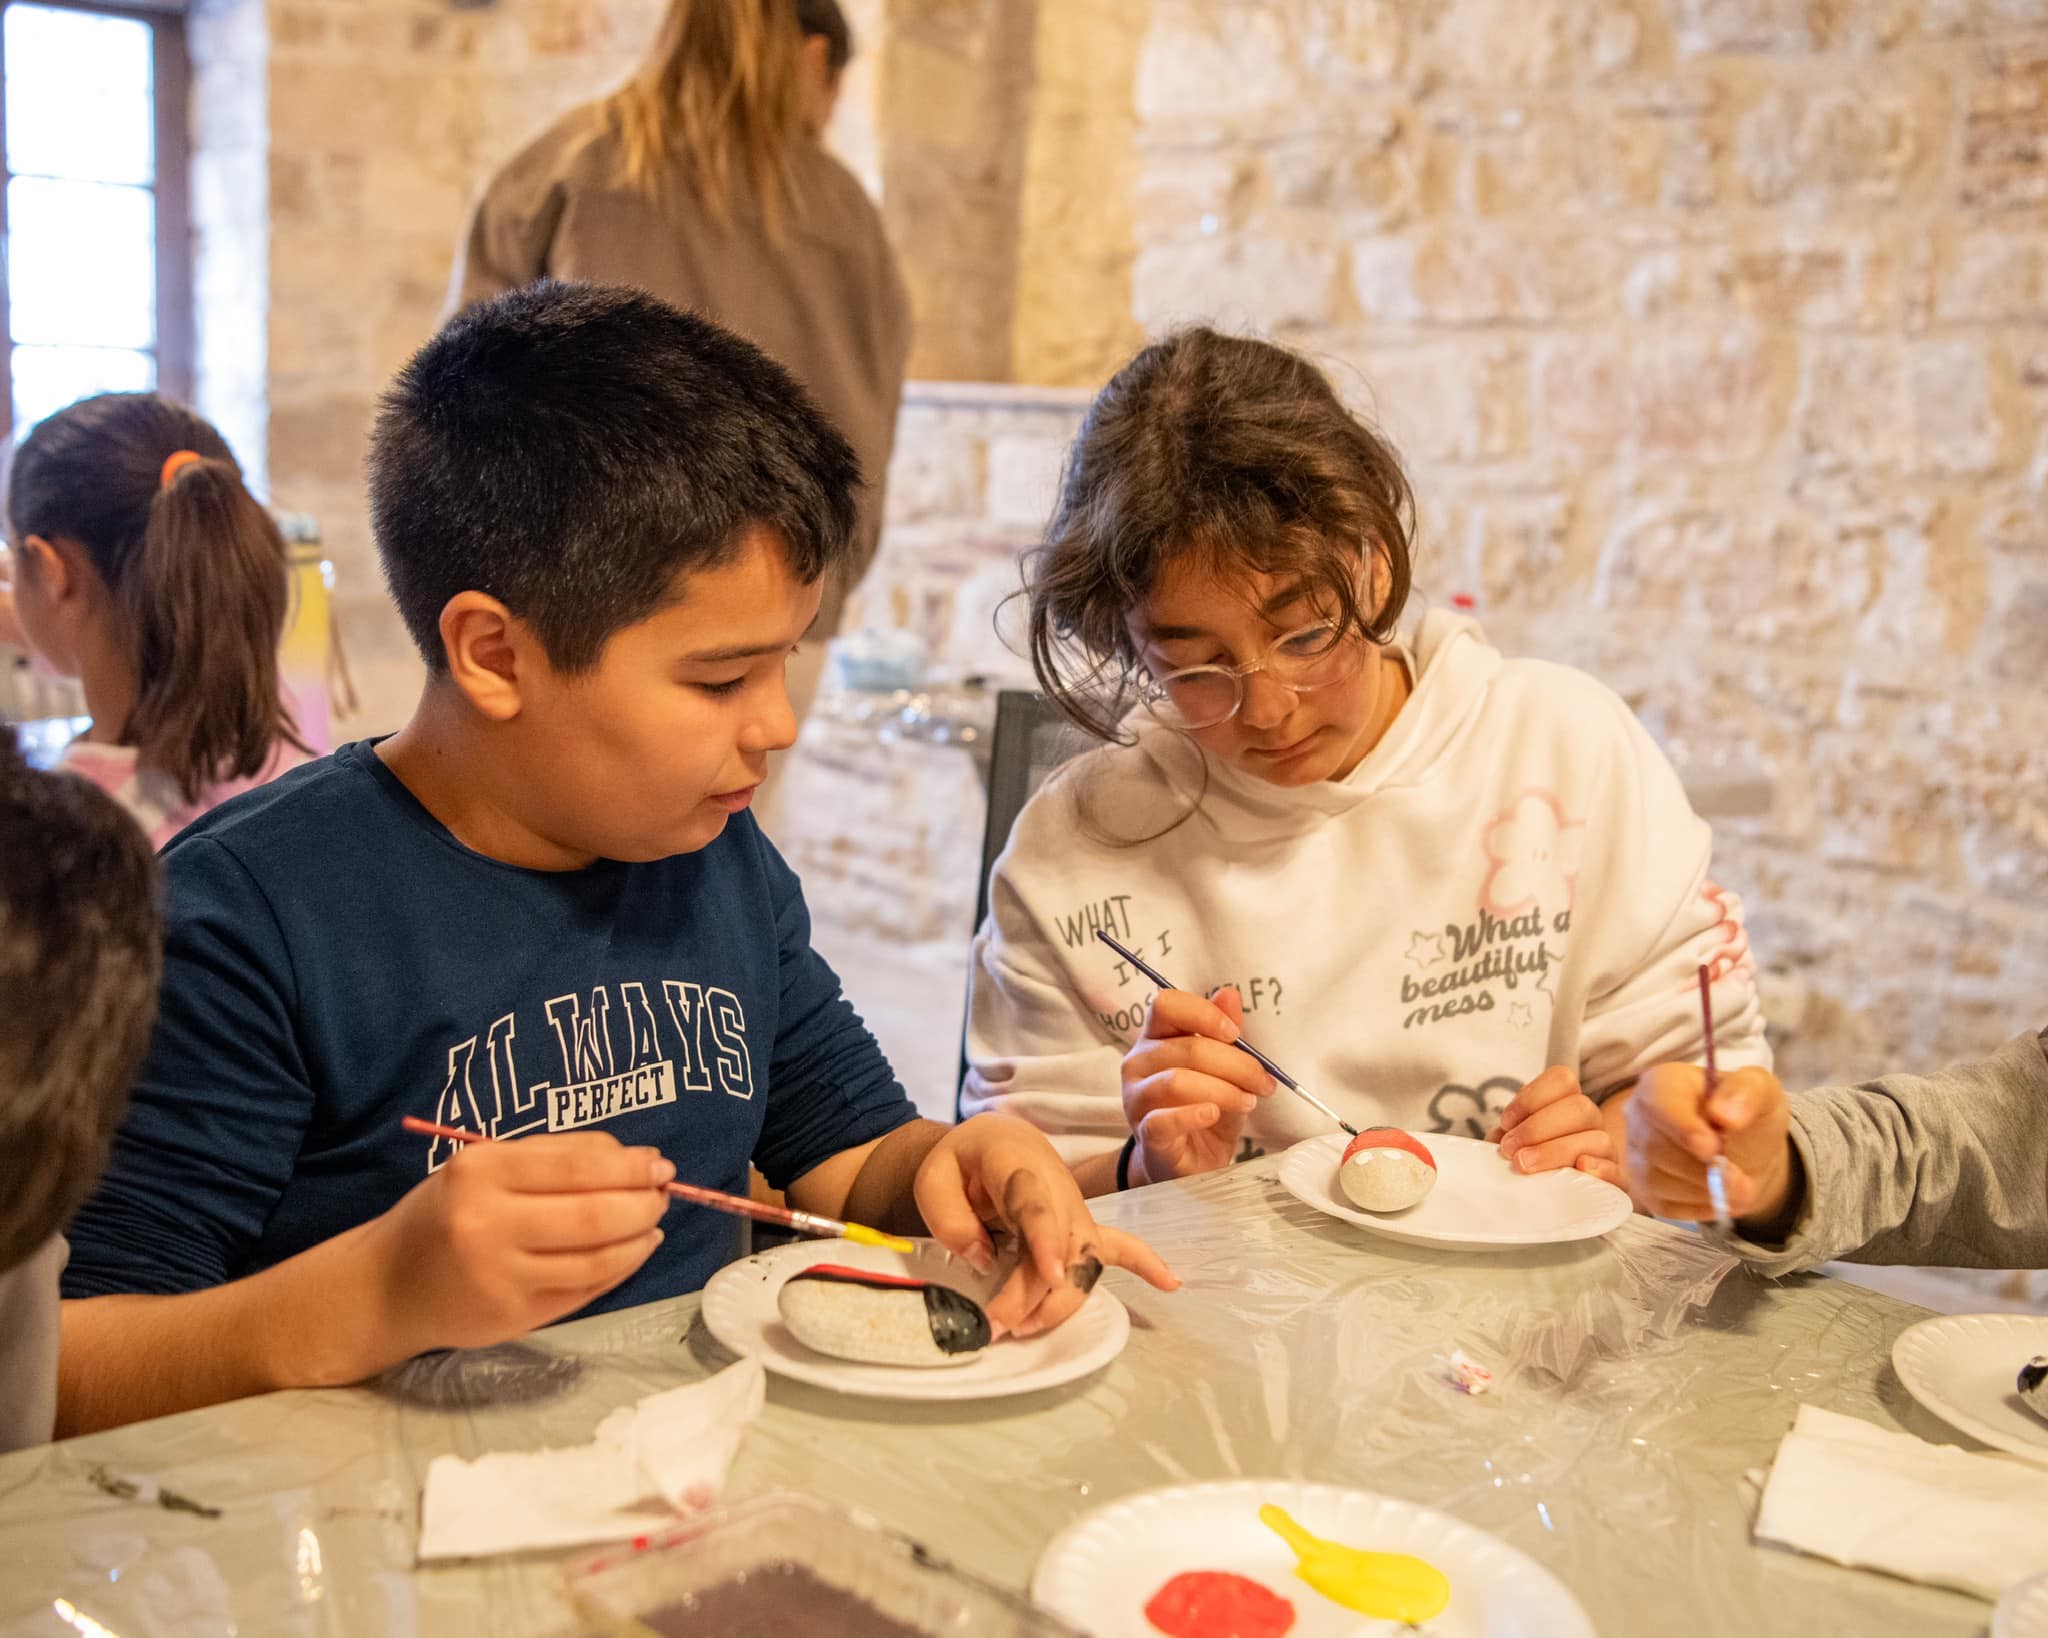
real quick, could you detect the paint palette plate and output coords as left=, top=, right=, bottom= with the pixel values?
left=701, top=1238, right=1128, bottom=1402
left=1892, top=1313, right=2048, bottom=1467
left=1277, top=1131, right=1632, bottom=1250
left=1032, top=1479, right=1596, bottom=1638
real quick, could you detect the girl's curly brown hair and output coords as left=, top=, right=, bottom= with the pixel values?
left=1026, top=327, right=1416, bottom=742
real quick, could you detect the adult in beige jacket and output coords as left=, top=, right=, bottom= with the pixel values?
left=450, top=0, right=910, bottom=732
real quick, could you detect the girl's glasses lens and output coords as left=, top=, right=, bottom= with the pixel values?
left=1165, top=671, right=1239, bottom=726
left=1140, top=626, right=1367, bottom=732
left=1143, top=670, right=1235, bottom=730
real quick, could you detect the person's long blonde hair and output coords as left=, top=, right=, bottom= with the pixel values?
left=603, top=0, right=808, bottom=229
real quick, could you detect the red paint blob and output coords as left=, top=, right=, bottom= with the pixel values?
left=1144, top=1571, right=1296, bottom=1638
left=794, top=1264, right=930, bottom=1290
left=1341, top=1128, right=1437, bottom=1170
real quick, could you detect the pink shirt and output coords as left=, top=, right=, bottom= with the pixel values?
left=56, top=738, right=313, bottom=850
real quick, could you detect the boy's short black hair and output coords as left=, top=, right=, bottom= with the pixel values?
left=0, top=731, right=162, bottom=1271
left=368, top=281, right=863, bottom=673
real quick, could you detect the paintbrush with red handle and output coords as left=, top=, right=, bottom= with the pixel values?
left=1697, top=963, right=1734, bottom=1233
left=398, top=1116, right=915, bottom=1254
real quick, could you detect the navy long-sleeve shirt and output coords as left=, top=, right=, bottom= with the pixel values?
left=63, top=741, right=917, bottom=1315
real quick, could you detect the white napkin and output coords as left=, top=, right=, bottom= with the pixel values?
left=416, top=1357, right=764, bottom=1562
left=1754, top=1404, right=2048, bottom=1600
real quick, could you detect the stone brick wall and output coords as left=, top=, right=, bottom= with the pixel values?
left=1095, top=0, right=2048, bottom=1091
left=773, top=382, right=1087, bottom=936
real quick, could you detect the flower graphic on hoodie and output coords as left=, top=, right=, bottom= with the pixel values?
left=1479, top=790, right=1586, bottom=917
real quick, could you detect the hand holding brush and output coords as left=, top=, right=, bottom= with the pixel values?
left=1620, top=969, right=1799, bottom=1229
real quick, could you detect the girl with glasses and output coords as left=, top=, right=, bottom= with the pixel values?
left=961, top=328, right=1769, bottom=1199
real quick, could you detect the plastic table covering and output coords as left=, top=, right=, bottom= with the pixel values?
left=0, top=1157, right=1998, bottom=1637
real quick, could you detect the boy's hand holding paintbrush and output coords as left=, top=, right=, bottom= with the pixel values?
left=387, top=1113, right=1175, bottom=1351
left=62, top=1113, right=1173, bottom=1432
left=369, top=1131, right=678, bottom=1356
left=60, top=1130, right=680, bottom=1428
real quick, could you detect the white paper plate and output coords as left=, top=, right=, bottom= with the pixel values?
left=1276, top=1131, right=1632, bottom=1249
left=700, top=1237, right=1128, bottom=1402
left=1996, top=1571, right=2048, bottom=1638
left=1892, top=1313, right=2048, bottom=1467
left=1032, top=1479, right=1596, bottom=1638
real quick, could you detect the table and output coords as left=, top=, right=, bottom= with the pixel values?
left=0, top=1160, right=1995, bottom=1637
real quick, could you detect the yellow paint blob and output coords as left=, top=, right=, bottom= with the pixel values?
left=841, top=1223, right=917, bottom=1255
left=1258, top=1503, right=1451, bottom=1625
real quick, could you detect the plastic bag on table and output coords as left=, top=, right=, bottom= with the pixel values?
left=0, top=1402, right=413, bottom=1638
left=377, top=1322, right=726, bottom=1473
left=1467, top=1218, right=1740, bottom=1387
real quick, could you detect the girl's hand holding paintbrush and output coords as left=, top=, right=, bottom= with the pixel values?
left=1117, top=986, right=1278, bottom=1188
left=1100, top=930, right=1616, bottom=1191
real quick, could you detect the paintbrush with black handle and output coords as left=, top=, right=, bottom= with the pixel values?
left=1095, top=929, right=1358, bottom=1137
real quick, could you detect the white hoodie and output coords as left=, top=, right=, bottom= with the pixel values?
left=961, top=611, right=1771, bottom=1164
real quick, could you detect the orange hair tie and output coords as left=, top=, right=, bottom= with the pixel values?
left=160, top=450, right=204, bottom=490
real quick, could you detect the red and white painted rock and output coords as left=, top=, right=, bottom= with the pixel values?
left=1337, top=1128, right=1437, bottom=1213
left=777, top=1265, right=991, bottom=1367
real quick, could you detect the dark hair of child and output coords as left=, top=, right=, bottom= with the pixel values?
left=367, top=280, right=862, bottom=673
left=0, top=730, right=162, bottom=1270
left=1025, top=327, right=1417, bottom=742
left=7, top=392, right=307, bottom=804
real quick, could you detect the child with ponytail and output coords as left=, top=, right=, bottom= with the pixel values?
left=5, top=393, right=311, bottom=846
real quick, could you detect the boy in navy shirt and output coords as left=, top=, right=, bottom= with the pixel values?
left=59, top=284, right=1174, bottom=1434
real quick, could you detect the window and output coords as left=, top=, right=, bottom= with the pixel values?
left=0, top=0, right=189, bottom=443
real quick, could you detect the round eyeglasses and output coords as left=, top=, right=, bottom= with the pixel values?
left=1137, top=623, right=1367, bottom=731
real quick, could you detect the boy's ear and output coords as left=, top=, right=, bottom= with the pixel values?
left=437, top=592, right=534, bottom=722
